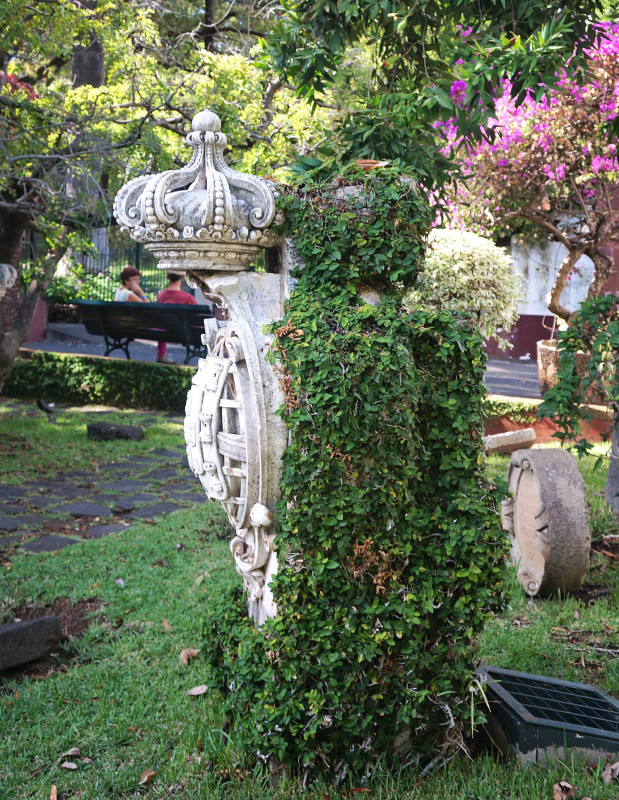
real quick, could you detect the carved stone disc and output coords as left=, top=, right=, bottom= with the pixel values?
left=184, top=320, right=266, bottom=529
left=502, top=449, right=590, bottom=596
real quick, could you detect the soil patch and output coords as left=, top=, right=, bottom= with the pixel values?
left=7, top=597, right=103, bottom=638
left=484, top=415, right=611, bottom=444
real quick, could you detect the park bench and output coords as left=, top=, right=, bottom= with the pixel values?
left=73, top=299, right=214, bottom=364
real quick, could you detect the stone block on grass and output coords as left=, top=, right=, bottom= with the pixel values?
left=0, top=616, right=63, bottom=670
left=484, top=428, right=536, bottom=455
left=87, top=422, right=144, bottom=442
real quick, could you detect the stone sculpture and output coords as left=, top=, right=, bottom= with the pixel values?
left=114, top=110, right=295, bottom=624
left=502, top=448, right=590, bottom=595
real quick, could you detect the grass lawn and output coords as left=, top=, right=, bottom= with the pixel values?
left=1, top=401, right=618, bottom=798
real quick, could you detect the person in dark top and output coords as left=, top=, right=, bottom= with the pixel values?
left=156, top=271, right=197, bottom=364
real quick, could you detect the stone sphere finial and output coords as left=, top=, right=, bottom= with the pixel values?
left=192, top=110, right=221, bottom=132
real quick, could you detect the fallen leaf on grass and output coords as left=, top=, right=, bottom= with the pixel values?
left=553, top=781, right=577, bottom=800
left=602, top=761, right=619, bottom=784
left=163, top=619, right=170, bottom=631
left=61, top=747, right=80, bottom=757
left=80, top=757, right=93, bottom=764
left=50, top=786, right=57, bottom=800
left=138, top=769, right=156, bottom=785
left=187, top=684, right=208, bottom=697
left=180, top=648, right=200, bottom=665
left=60, top=761, right=78, bottom=770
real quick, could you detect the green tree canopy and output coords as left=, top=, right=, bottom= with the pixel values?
left=267, top=0, right=606, bottom=181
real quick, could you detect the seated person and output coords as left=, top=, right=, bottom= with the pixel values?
left=114, top=266, right=149, bottom=303
left=155, top=271, right=197, bottom=364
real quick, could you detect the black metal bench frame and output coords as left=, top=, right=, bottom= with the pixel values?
left=73, top=299, right=214, bottom=365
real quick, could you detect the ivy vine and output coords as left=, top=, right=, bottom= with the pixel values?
left=202, top=164, right=507, bottom=779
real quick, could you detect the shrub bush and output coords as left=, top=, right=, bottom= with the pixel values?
left=4, top=351, right=193, bottom=411
left=405, top=229, right=523, bottom=347
left=202, top=165, right=507, bottom=780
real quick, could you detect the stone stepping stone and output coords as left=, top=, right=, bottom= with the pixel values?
left=0, top=504, right=25, bottom=515
left=171, top=483, right=199, bottom=493
left=63, top=470, right=94, bottom=479
left=129, top=501, right=180, bottom=519
left=143, top=468, right=184, bottom=481
left=26, top=496, right=58, bottom=510
left=28, top=480, right=71, bottom=492
left=0, top=534, right=20, bottom=546
left=86, top=523, right=131, bottom=539
left=98, top=480, right=148, bottom=492
left=87, top=422, right=144, bottom=442
left=0, top=516, right=19, bottom=532
left=0, top=486, right=27, bottom=502
left=17, top=515, right=43, bottom=528
left=114, top=494, right=157, bottom=512
left=56, top=501, right=112, bottom=517
left=22, top=535, right=80, bottom=553
left=169, top=491, right=207, bottom=504
left=99, top=461, right=138, bottom=472
left=150, top=448, right=183, bottom=458
left=123, top=493, right=158, bottom=503
left=55, top=488, right=89, bottom=500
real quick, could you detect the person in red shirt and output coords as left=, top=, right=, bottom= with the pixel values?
left=156, top=271, right=197, bottom=364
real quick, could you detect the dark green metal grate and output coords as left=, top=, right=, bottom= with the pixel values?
left=477, top=666, right=619, bottom=762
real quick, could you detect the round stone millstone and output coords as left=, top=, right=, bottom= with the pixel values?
left=502, top=448, right=590, bottom=596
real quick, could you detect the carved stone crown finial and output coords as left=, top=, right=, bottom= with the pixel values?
left=113, top=110, right=279, bottom=272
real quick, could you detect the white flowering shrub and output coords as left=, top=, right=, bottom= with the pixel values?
left=406, top=229, right=523, bottom=348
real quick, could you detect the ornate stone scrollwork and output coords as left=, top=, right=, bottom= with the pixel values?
left=115, top=109, right=289, bottom=624
left=113, top=110, right=279, bottom=272
left=184, top=320, right=278, bottom=621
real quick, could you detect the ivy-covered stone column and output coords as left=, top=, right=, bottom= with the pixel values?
left=114, top=110, right=294, bottom=624
left=116, top=115, right=508, bottom=778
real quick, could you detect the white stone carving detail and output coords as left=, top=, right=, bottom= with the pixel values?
left=113, top=110, right=280, bottom=272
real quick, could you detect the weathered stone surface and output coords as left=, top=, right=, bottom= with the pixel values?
left=484, top=428, right=536, bottom=455
left=0, top=504, right=24, bottom=514
left=86, top=523, right=130, bottom=539
left=169, top=491, right=207, bottom=504
left=115, top=498, right=137, bottom=512
left=0, top=486, right=27, bottom=502
left=55, top=488, right=90, bottom=500
left=129, top=501, right=180, bottom=519
left=26, top=496, right=58, bottom=510
left=87, top=422, right=144, bottom=442
left=98, top=480, right=148, bottom=492
left=0, top=535, right=19, bottom=546
left=0, top=616, right=62, bottom=670
left=56, top=501, right=112, bottom=517
left=144, top=468, right=183, bottom=480
left=16, top=514, right=42, bottom=527
left=502, top=448, right=590, bottom=596
left=22, top=535, right=80, bottom=553
left=151, top=448, right=184, bottom=458
left=0, top=516, right=19, bottom=532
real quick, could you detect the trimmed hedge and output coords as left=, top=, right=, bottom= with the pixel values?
left=4, top=351, right=193, bottom=411
left=202, top=165, right=507, bottom=779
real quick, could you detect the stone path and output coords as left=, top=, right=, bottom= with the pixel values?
left=0, top=404, right=206, bottom=558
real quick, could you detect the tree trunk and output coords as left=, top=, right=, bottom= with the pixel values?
left=72, top=34, right=104, bottom=87
left=547, top=245, right=587, bottom=324
left=0, top=211, right=66, bottom=393
left=202, top=0, right=216, bottom=50
left=605, top=406, right=619, bottom=511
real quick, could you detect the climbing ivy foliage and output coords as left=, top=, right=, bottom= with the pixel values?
left=202, top=165, right=507, bottom=778
left=539, top=293, right=619, bottom=456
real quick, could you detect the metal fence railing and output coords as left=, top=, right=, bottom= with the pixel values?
left=21, top=226, right=169, bottom=301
